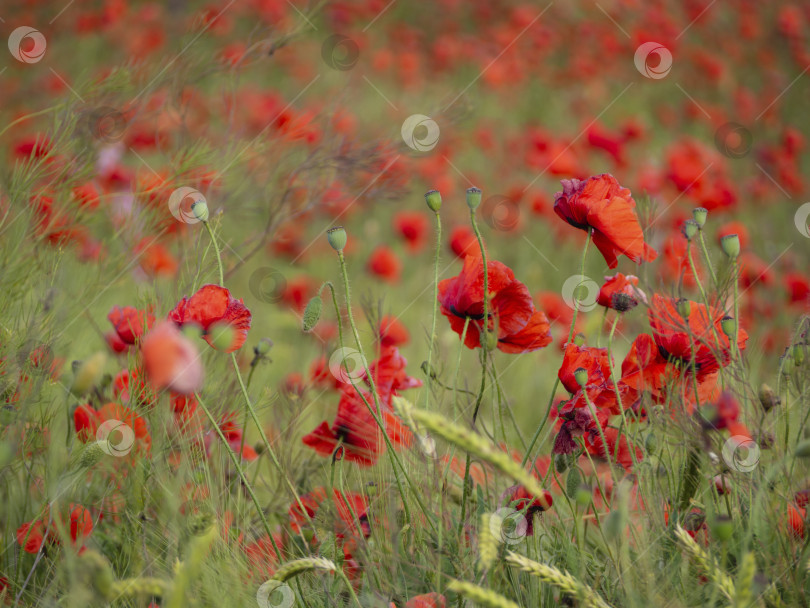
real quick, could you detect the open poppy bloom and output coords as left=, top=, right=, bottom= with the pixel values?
left=438, top=253, right=552, bottom=353
left=558, top=342, right=612, bottom=394
left=17, top=503, right=94, bottom=554
left=169, top=284, right=252, bottom=352
left=289, top=487, right=370, bottom=543
left=553, top=174, right=658, bottom=268
left=584, top=427, right=642, bottom=471
left=107, top=305, right=155, bottom=345
left=597, top=273, right=647, bottom=311
left=648, top=294, right=748, bottom=378
left=74, top=401, right=152, bottom=455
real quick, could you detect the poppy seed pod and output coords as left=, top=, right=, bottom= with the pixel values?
left=191, top=200, right=209, bottom=223
left=692, top=207, right=708, bottom=227
left=611, top=292, right=638, bottom=313
left=327, top=226, right=347, bottom=251
left=573, top=367, right=589, bottom=388
left=424, top=189, right=442, bottom=213
left=466, top=187, right=483, bottom=211
left=302, top=295, right=322, bottom=332
left=676, top=298, right=691, bottom=319
left=721, top=234, right=741, bottom=258
left=720, top=315, right=736, bottom=339
left=682, top=219, right=699, bottom=241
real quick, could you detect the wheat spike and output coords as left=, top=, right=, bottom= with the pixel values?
left=447, top=579, right=521, bottom=608
left=673, top=526, right=734, bottom=601
left=505, top=552, right=612, bottom=608
left=392, top=397, right=550, bottom=507
left=733, top=552, right=756, bottom=608
left=272, top=557, right=338, bottom=582
left=478, top=513, right=498, bottom=571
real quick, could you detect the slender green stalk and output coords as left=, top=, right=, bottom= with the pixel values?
left=424, top=210, right=442, bottom=412
left=697, top=230, right=718, bottom=284
left=202, top=220, right=225, bottom=286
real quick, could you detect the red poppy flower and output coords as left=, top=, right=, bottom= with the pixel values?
left=169, top=284, right=252, bottom=352
left=552, top=397, right=610, bottom=456
left=393, top=211, right=429, bottom=251
left=367, top=246, right=402, bottom=283
left=448, top=225, right=477, bottom=258
left=141, top=321, right=204, bottom=394
left=597, top=273, right=646, bottom=311
left=648, top=294, right=748, bottom=377
left=585, top=427, right=642, bottom=471
left=367, top=346, right=422, bottom=404
left=438, top=253, right=551, bottom=353
left=504, top=484, right=554, bottom=535
left=391, top=593, right=447, bottom=608
left=379, top=315, right=410, bottom=347
left=289, top=487, right=370, bottom=542
left=553, top=174, right=658, bottom=268
left=73, top=401, right=151, bottom=455
left=700, top=391, right=751, bottom=439
left=213, top=412, right=257, bottom=461
left=558, top=343, right=612, bottom=394
left=244, top=531, right=284, bottom=580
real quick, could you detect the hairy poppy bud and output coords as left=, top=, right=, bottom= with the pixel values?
left=254, top=338, right=273, bottom=356
left=645, top=433, right=658, bottom=454
left=573, top=367, right=588, bottom=388
left=709, top=514, right=734, bottom=542
left=721, top=234, right=740, bottom=258
left=566, top=467, right=581, bottom=499
left=71, top=352, right=107, bottom=396
left=466, top=187, right=482, bottom=211
left=692, top=207, right=708, bottom=227
left=676, top=298, right=691, bottom=319
left=302, top=295, right=322, bottom=332
left=327, top=226, right=347, bottom=251
left=758, top=383, right=779, bottom=412
left=682, top=219, right=699, bottom=241
left=421, top=360, right=437, bottom=380
left=554, top=452, right=569, bottom=474
left=424, top=189, right=442, bottom=213
left=794, top=344, right=806, bottom=367
left=720, top=315, right=736, bottom=339
left=191, top=200, right=209, bottom=223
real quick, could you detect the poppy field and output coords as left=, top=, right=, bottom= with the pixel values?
left=3, top=0, right=810, bottom=606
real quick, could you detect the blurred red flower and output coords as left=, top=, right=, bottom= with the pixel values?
left=169, top=284, right=252, bottom=352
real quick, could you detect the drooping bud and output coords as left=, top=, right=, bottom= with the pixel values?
left=692, top=207, right=708, bottom=227
left=191, top=199, right=209, bottom=223
left=682, top=219, right=699, bottom=241
left=603, top=509, right=625, bottom=542
left=758, top=383, right=779, bottom=413
left=465, top=187, right=482, bottom=211
left=554, top=452, right=569, bottom=474
left=721, top=234, right=741, bottom=258
left=720, top=315, right=736, bottom=339
left=424, top=189, right=442, bottom=213
left=302, top=295, right=323, bottom=332
left=326, top=226, right=347, bottom=251
left=70, top=352, right=108, bottom=396
left=573, top=367, right=589, bottom=388
left=676, top=298, right=691, bottom=319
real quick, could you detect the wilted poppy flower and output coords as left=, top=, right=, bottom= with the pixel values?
left=597, top=274, right=646, bottom=311
left=141, top=321, right=204, bottom=394
left=169, top=284, right=252, bottom=352
left=553, top=174, right=658, bottom=268
left=438, top=253, right=551, bottom=353
left=552, top=399, right=609, bottom=455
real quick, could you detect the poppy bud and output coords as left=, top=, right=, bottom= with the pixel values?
left=645, top=433, right=658, bottom=454
left=554, top=452, right=569, bottom=474
left=566, top=467, right=581, bottom=499
left=681, top=219, right=699, bottom=241
left=721, top=234, right=740, bottom=258
left=720, top=315, right=736, bottom=339
left=424, top=189, right=442, bottom=213
left=207, top=322, right=236, bottom=351
left=573, top=332, right=586, bottom=346
left=676, top=298, right=691, bottom=319
left=327, top=226, right=347, bottom=251
left=254, top=338, right=274, bottom=356
left=575, top=484, right=592, bottom=507
left=365, top=481, right=378, bottom=498
left=302, top=295, right=322, bottom=332
left=191, top=200, right=209, bottom=223
left=70, top=352, right=107, bottom=396
left=484, top=330, right=498, bottom=351
left=573, top=367, right=588, bottom=388
left=466, top=187, right=482, bottom=211
left=796, top=440, right=810, bottom=459
left=794, top=344, right=806, bottom=367
left=709, top=514, right=734, bottom=542
left=254, top=442, right=265, bottom=455
left=692, top=207, right=708, bottom=227
left=420, top=360, right=437, bottom=380
left=758, top=383, right=779, bottom=412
